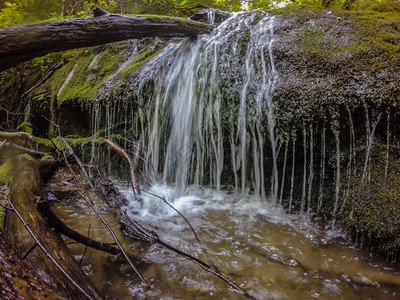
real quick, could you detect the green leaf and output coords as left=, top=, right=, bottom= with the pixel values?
left=17, top=121, right=33, bottom=134
left=41, top=153, right=53, bottom=160
left=17, top=153, right=33, bottom=161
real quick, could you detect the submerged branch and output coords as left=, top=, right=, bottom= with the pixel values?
left=123, top=213, right=253, bottom=298
left=37, top=201, right=141, bottom=260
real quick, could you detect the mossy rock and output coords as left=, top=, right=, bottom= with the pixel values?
left=338, top=159, right=400, bottom=258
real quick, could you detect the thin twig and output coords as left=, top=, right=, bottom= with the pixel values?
left=79, top=224, right=91, bottom=266
left=138, top=187, right=202, bottom=244
left=59, top=136, right=94, bottom=190
left=22, top=243, right=38, bottom=260
left=103, top=138, right=201, bottom=243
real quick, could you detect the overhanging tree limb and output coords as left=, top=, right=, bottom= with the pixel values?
left=0, top=12, right=211, bottom=71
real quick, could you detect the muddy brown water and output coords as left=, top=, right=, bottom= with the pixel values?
left=49, top=182, right=400, bottom=300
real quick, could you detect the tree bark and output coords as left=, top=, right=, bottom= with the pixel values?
left=0, top=13, right=211, bottom=71
left=5, top=158, right=103, bottom=300
left=0, top=233, right=62, bottom=299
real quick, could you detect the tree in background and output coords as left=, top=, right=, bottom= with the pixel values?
left=0, top=0, right=143, bottom=27
left=1, top=0, right=399, bottom=28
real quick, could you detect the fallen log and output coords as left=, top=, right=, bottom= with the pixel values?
left=7, top=201, right=101, bottom=300
left=0, top=8, right=211, bottom=71
left=0, top=232, right=62, bottom=299
left=5, top=157, right=103, bottom=299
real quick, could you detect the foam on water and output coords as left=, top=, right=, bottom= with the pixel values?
left=119, top=182, right=326, bottom=241
left=113, top=183, right=400, bottom=300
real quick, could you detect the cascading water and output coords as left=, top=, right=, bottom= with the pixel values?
left=95, top=10, right=281, bottom=199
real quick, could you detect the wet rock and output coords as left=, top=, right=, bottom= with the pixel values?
left=190, top=8, right=232, bottom=26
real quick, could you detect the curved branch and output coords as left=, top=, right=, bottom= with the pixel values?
left=103, top=138, right=141, bottom=195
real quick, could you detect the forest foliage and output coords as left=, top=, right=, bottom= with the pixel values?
left=0, top=0, right=399, bottom=28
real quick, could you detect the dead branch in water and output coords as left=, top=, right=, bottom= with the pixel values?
left=79, top=224, right=91, bottom=266
left=101, top=140, right=252, bottom=298
left=37, top=200, right=142, bottom=262
left=103, top=138, right=141, bottom=195
left=102, top=139, right=204, bottom=244
left=122, top=212, right=253, bottom=299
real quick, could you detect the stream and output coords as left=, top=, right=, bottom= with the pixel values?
left=51, top=180, right=400, bottom=299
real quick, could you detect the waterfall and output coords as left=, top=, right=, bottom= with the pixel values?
left=317, top=123, right=326, bottom=213
left=104, top=11, right=279, bottom=198
left=92, top=11, right=305, bottom=206
left=331, top=118, right=341, bottom=218
left=385, top=108, right=390, bottom=181
left=306, top=125, right=314, bottom=214
left=279, top=140, right=288, bottom=204
left=301, top=125, right=307, bottom=212
left=289, top=138, right=296, bottom=213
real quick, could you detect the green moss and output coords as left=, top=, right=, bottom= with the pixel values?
left=45, top=43, right=128, bottom=104
left=0, top=186, right=10, bottom=229
left=121, top=47, right=165, bottom=75
left=273, top=1, right=324, bottom=15
left=338, top=159, right=400, bottom=258
left=273, top=0, right=400, bottom=14
left=350, top=0, right=400, bottom=12
left=17, top=153, right=33, bottom=161
left=0, top=160, right=12, bottom=184
left=32, top=136, right=60, bottom=149
left=350, top=11, right=400, bottom=70
left=65, top=136, right=95, bottom=150
left=126, top=14, right=190, bottom=22
left=297, top=10, right=399, bottom=68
